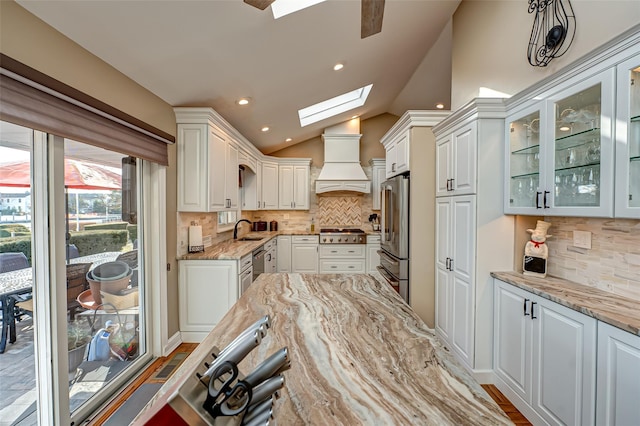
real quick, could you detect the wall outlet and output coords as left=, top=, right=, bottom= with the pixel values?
left=573, top=230, right=592, bottom=249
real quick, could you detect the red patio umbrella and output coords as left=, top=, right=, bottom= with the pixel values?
left=0, top=158, right=121, bottom=190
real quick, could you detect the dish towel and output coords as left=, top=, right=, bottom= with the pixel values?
left=188, top=225, right=204, bottom=253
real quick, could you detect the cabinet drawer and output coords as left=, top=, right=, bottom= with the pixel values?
left=292, top=235, right=318, bottom=244
left=319, top=245, right=365, bottom=258
left=319, top=259, right=366, bottom=273
left=240, top=253, right=253, bottom=272
left=366, top=234, right=381, bottom=243
left=264, top=238, right=276, bottom=251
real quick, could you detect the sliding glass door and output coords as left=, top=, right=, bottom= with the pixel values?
left=0, top=121, right=150, bottom=424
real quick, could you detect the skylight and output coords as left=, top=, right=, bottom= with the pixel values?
left=298, top=84, right=373, bottom=127
left=272, top=0, right=326, bottom=19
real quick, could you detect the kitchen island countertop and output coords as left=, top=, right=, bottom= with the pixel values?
left=492, top=271, right=640, bottom=336
left=134, top=273, right=510, bottom=425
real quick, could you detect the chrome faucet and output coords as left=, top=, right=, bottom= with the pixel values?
left=233, top=219, right=251, bottom=240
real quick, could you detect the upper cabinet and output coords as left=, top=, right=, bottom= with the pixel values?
left=176, top=108, right=239, bottom=212
left=435, top=122, right=477, bottom=197
left=383, top=129, right=409, bottom=178
left=369, top=158, right=386, bottom=210
left=278, top=161, right=310, bottom=210
left=261, top=161, right=278, bottom=210
left=504, top=69, right=615, bottom=217
left=615, top=53, right=640, bottom=218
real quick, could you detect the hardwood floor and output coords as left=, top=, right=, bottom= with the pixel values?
left=88, top=345, right=531, bottom=425
left=482, top=384, right=533, bottom=425
left=87, top=343, right=198, bottom=425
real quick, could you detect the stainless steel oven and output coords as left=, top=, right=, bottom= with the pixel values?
left=378, top=172, right=409, bottom=302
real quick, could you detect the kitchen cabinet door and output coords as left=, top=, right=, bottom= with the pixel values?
left=370, top=158, right=386, bottom=210
left=435, top=123, right=476, bottom=197
left=434, top=195, right=476, bottom=367
left=177, top=123, right=209, bottom=212
left=225, top=142, right=239, bottom=210
left=493, top=278, right=596, bottom=426
left=385, top=142, right=397, bottom=179
left=504, top=69, right=615, bottom=217
left=494, top=281, right=532, bottom=405
left=279, top=164, right=309, bottom=210
left=531, top=296, right=596, bottom=426
left=277, top=236, right=291, bottom=272
left=208, top=127, right=228, bottom=211
left=596, top=321, right=640, bottom=425
left=261, top=161, right=278, bottom=209
left=178, top=260, right=238, bottom=342
left=394, top=131, right=409, bottom=175
left=615, top=53, right=640, bottom=218
left=292, top=245, right=318, bottom=273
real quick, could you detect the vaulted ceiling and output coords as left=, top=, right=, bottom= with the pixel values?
left=17, top=0, right=460, bottom=153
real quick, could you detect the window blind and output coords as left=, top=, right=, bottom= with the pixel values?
left=0, top=54, right=174, bottom=166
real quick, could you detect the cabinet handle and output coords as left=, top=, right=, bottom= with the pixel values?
left=445, top=257, right=450, bottom=270
left=446, top=179, right=451, bottom=191
left=531, top=301, right=537, bottom=319
left=450, top=178, right=455, bottom=191
left=392, top=162, right=396, bottom=172
left=535, top=191, right=542, bottom=209
left=524, top=298, right=530, bottom=316
left=449, top=258, right=453, bottom=271
left=331, top=265, right=337, bottom=269
left=543, top=191, right=550, bottom=209
left=331, top=250, right=338, bottom=253
left=348, top=266, right=354, bottom=269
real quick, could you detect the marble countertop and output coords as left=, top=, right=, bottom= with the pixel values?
left=134, top=273, right=510, bottom=425
left=181, top=229, right=380, bottom=261
left=492, top=271, right=640, bottom=336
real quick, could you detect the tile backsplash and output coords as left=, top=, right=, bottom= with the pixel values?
left=544, top=217, right=640, bottom=301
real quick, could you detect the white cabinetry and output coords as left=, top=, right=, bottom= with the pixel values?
left=432, top=100, right=514, bottom=375
left=279, top=162, right=310, bottom=210
left=366, top=233, right=381, bottom=274
left=504, top=70, right=615, bottom=217
left=291, top=235, right=318, bottom=273
left=175, top=108, right=239, bottom=212
left=239, top=150, right=260, bottom=211
left=319, top=245, right=366, bottom=273
left=369, top=158, right=386, bottom=210
left=435, top=122, right=476, bottom=197
left=434, top=195, right=475, bottom=366
left=493, top=279, right=597, bottom=426
left=261, top=161, right=278, bottom=210
left=383, top=129, right=410, bottom=178
left=277, top=236, right=291, bottom=272
left=178, top=260, right=238, bottom=342
left=615, top=53, right=640, bottom=218
left=265, top=238, right=277, bottom=273
left=596, top=321, right=640, bottom=425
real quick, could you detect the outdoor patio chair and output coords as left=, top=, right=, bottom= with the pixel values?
left=0, top=252, right=29, bottom=273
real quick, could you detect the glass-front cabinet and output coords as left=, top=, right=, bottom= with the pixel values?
left=505, top=69, right=615, bottom=217
left=615, top=54, right=640, bottom=218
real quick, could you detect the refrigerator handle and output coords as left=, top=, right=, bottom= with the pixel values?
left=382, top=185, right=391, bottom=242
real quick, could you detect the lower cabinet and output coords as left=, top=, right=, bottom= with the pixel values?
left=277, top=236, right=291, bottom=272
left=319, top=245, right=366, bottom=273
left=493, top=279, right=596, bottom=426
left=366, top=234, right=381, bottom=274
left=291, top=235, right=318, bottom=273
left=178, top=260, right=238, bottom=342
left=596, top=322, right=640, bottom=425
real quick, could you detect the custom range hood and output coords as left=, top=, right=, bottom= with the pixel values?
left=315, top=133, right=370, bottom=194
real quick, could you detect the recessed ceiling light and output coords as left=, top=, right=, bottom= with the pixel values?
left=351, top=115, right=359, bottom=119
left=436, top=103, right=444, bottom=109
left=334, top=63, right=344, bottom=71
left=298, top=84, right=373, bottom=127
left=261, top=126, right=270, bottom=132
left=237, top=98, right=250, bottom=106
left=285, top=138, right=292, bottom=142
left=559, top=126, right=571, bottom=132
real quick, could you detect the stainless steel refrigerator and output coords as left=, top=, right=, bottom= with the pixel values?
left=377, top=172, right=409, bottom=302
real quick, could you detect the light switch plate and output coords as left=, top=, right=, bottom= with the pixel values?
left=573, top=230, right=592, bottom=249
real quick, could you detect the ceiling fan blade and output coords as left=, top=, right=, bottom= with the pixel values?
left=361, top=0, right=385, bottom=39
left=244, top=0, right=275, bottom=10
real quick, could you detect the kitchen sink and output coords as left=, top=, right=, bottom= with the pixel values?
left=237, top=237, right=264, bottom=241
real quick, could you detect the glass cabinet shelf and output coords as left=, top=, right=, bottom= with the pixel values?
left=511, top=171, right=540, bottom=180
left=555, top=161, right=601, bottom=173
left=511, top=144, right=540, bottom=155
left=631, top=115, right=640, bottom=122
left=631, top=156, right=640, bottom=163
left=555, top=128, right=600, bottom=150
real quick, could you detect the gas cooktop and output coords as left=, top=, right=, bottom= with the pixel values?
left=319, top=228, right=366, bottom=244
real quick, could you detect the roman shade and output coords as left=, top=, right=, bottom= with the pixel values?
left=0, top=54, right=174, bottom=166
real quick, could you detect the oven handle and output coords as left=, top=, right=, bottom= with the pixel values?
left=377, top=250, right=399, bottom=265
left=376, top=266, right=399, bottom=285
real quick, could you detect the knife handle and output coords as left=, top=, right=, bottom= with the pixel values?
left=250, top=374, right=285, bottom=405
left=202, top=330, right=262, bottom=379
left=220, top=315, right=271, bottom=357
left=242, top=397, right=273, bottom=425
left=244, top=347, right=290, bottom=388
